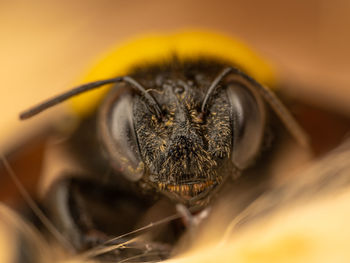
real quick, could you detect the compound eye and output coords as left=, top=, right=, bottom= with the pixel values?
left=99, top=87, right=143, bottom=181
left=226, top=81, right=266, bottom=170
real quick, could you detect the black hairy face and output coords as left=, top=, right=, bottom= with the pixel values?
left=133, top=61, right=233, bottom=203
left=99, top=59, right=263, bottom=207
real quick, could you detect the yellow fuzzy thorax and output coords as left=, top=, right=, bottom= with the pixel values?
left=71, top=30, right=276, bottom=117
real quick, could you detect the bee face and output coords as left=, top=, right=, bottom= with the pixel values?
left=98, top=60, right=266, bottom=206
left=11, top=31, right=314, bottom=260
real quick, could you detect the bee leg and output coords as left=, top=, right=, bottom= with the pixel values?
left=44, top=173, right=161, bottom=253
left=44, top=175, right=176, bottom=261
left=176, top=204, right=211, bottom=228
left=43, top=176, right=107, bottom=250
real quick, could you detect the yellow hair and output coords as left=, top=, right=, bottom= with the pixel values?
left=71, top=30, right=276, bottom=117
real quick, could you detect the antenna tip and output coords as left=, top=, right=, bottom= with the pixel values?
left=19, top=111, right=33, bottom=120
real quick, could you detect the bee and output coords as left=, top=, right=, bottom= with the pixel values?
left=5, top=31, right=314, bottom=261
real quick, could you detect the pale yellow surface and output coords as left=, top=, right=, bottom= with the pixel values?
left=0, top=217, right=14, bottom=263
left=168, top=189, right=350, bottom=263
left=0, top=204, right=52, bottom=262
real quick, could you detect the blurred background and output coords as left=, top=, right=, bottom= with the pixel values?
left=1, top=0, right=350, bottom=148
left=0, top=1, right=350, bottom=262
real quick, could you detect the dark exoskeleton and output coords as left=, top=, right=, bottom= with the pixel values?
left=19, top=58, right=308, bottom=261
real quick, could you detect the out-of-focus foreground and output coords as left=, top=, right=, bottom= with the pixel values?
left=0, top=1, right=349, bottom=262
left=1, top=139, right=350, bottom=262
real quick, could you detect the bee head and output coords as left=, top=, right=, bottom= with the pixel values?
left=20, top=60, right=308, bottom=208
left=98, top=62, right=266, bottom=207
